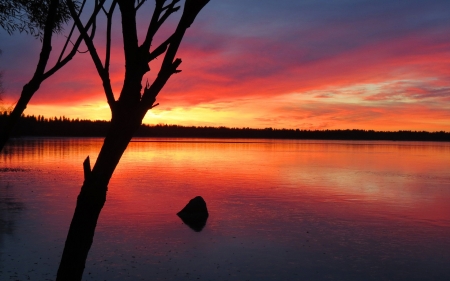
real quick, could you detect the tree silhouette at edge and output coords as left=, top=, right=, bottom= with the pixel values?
left=0, top=0, right=98, bottom=153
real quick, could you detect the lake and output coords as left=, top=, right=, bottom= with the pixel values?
left=1, top=138, right=450, bottom=280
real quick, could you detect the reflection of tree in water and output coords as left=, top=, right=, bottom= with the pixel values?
left=0, top=180, right=24, bottom=248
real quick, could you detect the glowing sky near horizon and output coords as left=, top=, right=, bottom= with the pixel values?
left=1, top=0, right=450, bottom=131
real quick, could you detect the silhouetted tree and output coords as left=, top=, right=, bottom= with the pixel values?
left=0, top=0, right=100, bottom=152
left=56, top=0, right=210, bottom=280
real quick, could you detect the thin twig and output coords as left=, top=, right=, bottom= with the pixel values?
left=64, top=36, right=89, bottom=53
left=141, top=0, right=164, bottom=51
left=136, top=0, right=148, bottom=11
left=66, top=0, right=116, bottom=110
left=58, top=0, right=87, bottom=63
left=43, top=0, right=107, bottom=80
left=105, top=0, right=118, bottom=73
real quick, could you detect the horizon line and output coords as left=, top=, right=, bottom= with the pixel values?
left=2, top=112, right=450, bottom=134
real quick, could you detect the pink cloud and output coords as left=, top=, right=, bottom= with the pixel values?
left=2, top=1, right=450, bottom=131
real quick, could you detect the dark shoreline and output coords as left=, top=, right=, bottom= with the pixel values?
left=1, top=113, right=450, bottom=142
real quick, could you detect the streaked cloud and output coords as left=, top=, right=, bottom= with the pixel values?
left=1, top=0, right=450, bottom=130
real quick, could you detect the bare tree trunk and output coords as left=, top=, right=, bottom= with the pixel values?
left=0, top=0, right=59, bottom=153
left=56, top=1, right=210, bottom=279
left=56, top=110, right=143, bottom=281
left=0, top=82, right=40, bottom=150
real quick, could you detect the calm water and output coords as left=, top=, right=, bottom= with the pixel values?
left=1, top=138, right=450, bottom=281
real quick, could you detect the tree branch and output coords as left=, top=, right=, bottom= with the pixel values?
left=138, top=0, right=180, bottom=76
left=117, top=1, right=139, bottom=76
left=43, top=0, right=102, bottom=80
left=140, top=0, right=209, bottom=111
left=180, top=0, right=210, bottom=28
left=140, top=0, right=180, bottom=54
left=135, top=0, right=148, bottom=11
left=161, top=0, right=208, bottom=71
left=66, top=0, right=116, bottom=110
left=101, top=5, right=108, bottom=15
left=157, top=1, right=180, bottom=31
left=57, top=0, right=87, bottom=63
left=146, top=34, right=173, bottom=63
left=105, top=0, right=118, bottom=73
left=33, top=0, right=60, bottom=80
left=140, top=58, right=182, bottom=110
left=162, top=0, right=181, bottom=12
left=140, top=0, right=165, bottom=52
left=89, top=0, right=99, bottom=41
left=83, top=156, right=91, bottom=180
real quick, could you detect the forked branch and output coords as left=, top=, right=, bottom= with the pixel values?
left=141, top=0, right=180, bottom=53
left=66, top=0, right=116, bottom=110
left=136, top=0, right=148, bottom=11
left=161, top=0, right=208, bottom=71
left=105, top=0, right=118, bottom=73
left=57, top=0, right=87, bottom=63
left=146, top=34, right=173, bottom=62
left=140, top=0, right=209, bottom=111
left=43, top=0, right=100, bottom=80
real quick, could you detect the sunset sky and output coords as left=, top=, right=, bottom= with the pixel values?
left=1, top=0, right=450, bottom=131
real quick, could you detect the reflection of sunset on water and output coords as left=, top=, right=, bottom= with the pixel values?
left=3, top=138, right=449, bottom=228
left=108, top=139, right=450, bottom=226
left=1, top=138, right=450, bottom=279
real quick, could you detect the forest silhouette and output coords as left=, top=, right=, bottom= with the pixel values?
left=1, top=112, right=449, bottom=142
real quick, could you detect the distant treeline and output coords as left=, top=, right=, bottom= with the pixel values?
left=1, top=112, right=450, bottom=141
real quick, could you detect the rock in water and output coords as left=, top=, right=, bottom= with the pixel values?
left=177, top=196, right=209, bottom=216
left=177, top=196, right=209, bottom=232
